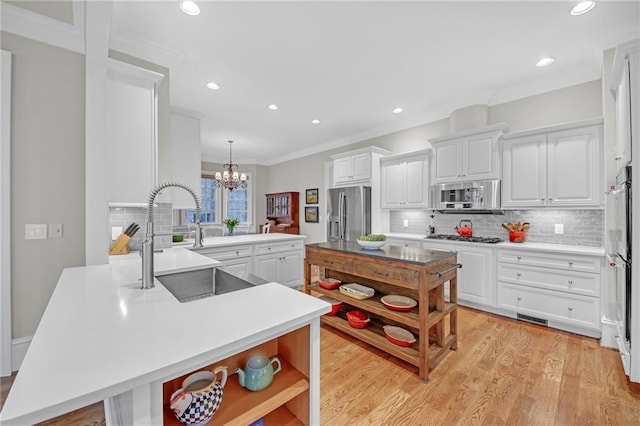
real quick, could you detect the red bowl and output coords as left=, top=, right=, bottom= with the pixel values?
left=318, top=278, right=342, bottom=290
left=383, top=325, right=416, bottom=347
left=346, top=310, right=370, bottom=328
left=319, top=296, right=342, bottom=316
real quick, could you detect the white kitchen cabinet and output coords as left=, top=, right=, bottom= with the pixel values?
left=380, top=150, right=430, bottom=209
left=385, top=237, right=421, bottom=248
left=253, top=240, right=304, bottom=288
left=106, top=59, right=164, bottom=206
left=496, top=248, right=602, bottom=337
left=330, top=146, right=390, bottom=187
left=197, top=245, right=253, bottom=275
left=610, top=40, right=639, bottom=174
left=170, top=112, right=202, bottom=208
left=421, top=240, right=495, bottom=308
left=502, top=119, right=603, bottom=208
left=430, top=123, right=507, bottom=184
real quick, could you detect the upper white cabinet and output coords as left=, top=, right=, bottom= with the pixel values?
left=170, top=112, right=202, bottom=208
left=502, top=119, right=603, bottom=209
left=610, top=39, right=639, bottom=174
left=331, top=146, right=390, bottom=187
left=430, top=123, right=508, bottom=184
left=380, top=150, right=430, bottom=209
left=106, top=59, right=164, bottom=205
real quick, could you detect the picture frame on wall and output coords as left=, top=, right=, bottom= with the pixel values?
left=305, top=206, right=319, bottom=223
left=305, top=188, right=318, bottom=204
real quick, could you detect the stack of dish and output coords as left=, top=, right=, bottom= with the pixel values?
left=339, top=283, right=375, bottom=300
left=346, top=310, right=370, bottom=328
left=380, top=295, right=417, bottom=312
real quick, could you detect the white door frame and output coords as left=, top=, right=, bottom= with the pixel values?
left=1, top=49, right=13, bottom=376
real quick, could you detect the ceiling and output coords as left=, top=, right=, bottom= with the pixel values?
left=5, top=1, right=640, bottom=165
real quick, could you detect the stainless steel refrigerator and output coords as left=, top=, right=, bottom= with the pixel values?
left=327, top=186, right=371, bottom=242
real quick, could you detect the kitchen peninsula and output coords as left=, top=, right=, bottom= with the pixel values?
left=304, top=241, right=459, bottom=381
left=0, top=247, right=329, bottom=425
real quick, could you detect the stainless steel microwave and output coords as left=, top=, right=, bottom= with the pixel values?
left=431, top=180, right=501, bottom=213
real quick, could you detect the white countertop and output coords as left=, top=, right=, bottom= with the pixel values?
left=174, top=233, right=306, bottom=249
left=1, top=247, right=329, bottom=425
left=385, top=232, right=605, bottom=256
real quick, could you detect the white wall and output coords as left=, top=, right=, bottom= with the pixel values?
left=1, top=32, right=86, bottom=339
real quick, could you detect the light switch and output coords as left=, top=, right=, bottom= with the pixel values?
left=554, top=224, right=564, bottom=234
left=25, top=224, right=47, bottom=240
left=403, top=219, right=409, bottom=227
left=49, top=224, right=63, bottom=238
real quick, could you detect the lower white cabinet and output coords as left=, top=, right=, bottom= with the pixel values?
left=385, top=237, right=421, bottom=248
left=197, top=245, right=253, bottom=275
left=422, top=241, right=495, bottom=308
left=253, top=240, right=304, bottom=289
left=496, top=249, right=602, bottom=336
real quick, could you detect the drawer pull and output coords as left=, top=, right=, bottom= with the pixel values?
left=568, top=280, right=574, bottom=286
left=568, top=307, right=573, bottom=312
left=517, top=297, right=522, bottom=301
left=568, top=261, right=573, bottom=266
left=268, top=247, right=271, bottom=251
left=433, top=263, right=462, bottom=278
left=516, top=273, right=522, bottom=278
left=235, top=251, right=239, bottom=255
left=517, top=256, right=522, bottom=261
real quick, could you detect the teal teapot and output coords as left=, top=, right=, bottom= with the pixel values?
left=235, top=356, right=281, bottom=392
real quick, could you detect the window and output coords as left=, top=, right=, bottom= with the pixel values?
left=186, top=173, right=251, bottom=225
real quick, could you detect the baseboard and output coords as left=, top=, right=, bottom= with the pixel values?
left=11, top=336, right=31, bottom=371
left=601, top=316, right=620, bottom=349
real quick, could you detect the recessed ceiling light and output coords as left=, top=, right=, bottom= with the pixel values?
left=536, top=57, right=555, bottom=67
left=179, top=0, right=200, bottom=16
left=392, top=107, right=403, bottom=114
left=311, top=119, right=320, bottom=125
left=570, top=1, right=595, bottom=15
left=206, top=82, right=220, bottom=90
left=267, top=104, right=279, bottom=111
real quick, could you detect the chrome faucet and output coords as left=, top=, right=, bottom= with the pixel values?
left=141, top=182, right=204, bottom=289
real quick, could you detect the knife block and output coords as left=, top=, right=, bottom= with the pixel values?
left=109, top=234, right=131, bottom=255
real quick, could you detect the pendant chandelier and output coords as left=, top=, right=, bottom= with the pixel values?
left=214, top=140, right=248, bottom=190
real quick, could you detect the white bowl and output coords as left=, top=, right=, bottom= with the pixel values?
left=356, top=239, right=385, bottom=250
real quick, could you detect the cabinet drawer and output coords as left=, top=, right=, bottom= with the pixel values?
left=254, top=240, right=304, bottom=255
left=497, top=282, right=599, bottom=329
left=497, top=263, right=599, bottom=297
left=199, top=245, right=253, bottom=261
left=350, top=262, right=419, bottom=288
left=497, top=250, right=601, bottom=273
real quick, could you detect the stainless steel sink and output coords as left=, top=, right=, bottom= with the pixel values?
left=156, top=267, right=268, bottom=303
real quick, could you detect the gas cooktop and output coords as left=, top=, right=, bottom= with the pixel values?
left=425, top=234, right=503, bottom=244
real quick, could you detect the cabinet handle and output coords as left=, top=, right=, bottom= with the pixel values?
left=516, top=273, right=522, bottom=278
left=375, top=271, right=390, bottom=277
left=541, top=198, right=545, bottom=201
left=517, top=297, right=522, bottom=301
left=568, top=261, right=573, bottom=266
left=568, top=307, right=573, bottom=312
left=517, top=256, right=522, bottom=260
left=615, top=156, right=623, bottom=160
left=235, top=251, right=239, bottom=255
left=268, top=247, right=271, bottom=251
left=568, top=280, right=574, bottom=286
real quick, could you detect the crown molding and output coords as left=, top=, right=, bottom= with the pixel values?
left=0, top=1, right=85, bottom=54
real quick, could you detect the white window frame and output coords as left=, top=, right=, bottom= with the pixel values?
left=221, top=172, right=252, bottom=226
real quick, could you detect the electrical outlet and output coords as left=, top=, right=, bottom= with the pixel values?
left=403, top=219, right=409, bottom=227
left=112, top=226, right=123, bottom=240
left=554, top=224, right=564, bottom=234
left=25, top=224, right=47, bottom=240
left=48, top=223, right=63, bottom=238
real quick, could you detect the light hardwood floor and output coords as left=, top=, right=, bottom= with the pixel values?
left=2, top=306, right=639, bottom=425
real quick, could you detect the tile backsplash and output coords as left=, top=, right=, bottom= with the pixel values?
left=108, top=203, right=173, bottom=251
left=390, top=209, right=604, bottom=247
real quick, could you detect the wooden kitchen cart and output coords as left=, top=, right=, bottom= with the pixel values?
left=304, top=242, right=459, bottom=382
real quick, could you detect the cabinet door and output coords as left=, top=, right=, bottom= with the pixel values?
left=615, top=60, right=632, bottom=173
left=279, top=251, right=303, bottom=288
left=350, top=153, right=371, bottom=181
left=463, top=132, right=499, bottom=180
left=106, top=60, right=163, bottom=205
left=219, top=258, right=252, bottom=276
left=404, top=157, right=428, bottom=208
left=381, top=160, right=405, bottom=208
left=333, top=157, right=353, bottom=184
left=170, top=113, right=202, bottom=208
left=547, top=125, right=602, bottom=207
left=502, top=134, right=547, bottom=208
left=433, top=140, right=461, bottom=183
left=456, top=245, right=494, bottom=306
left=253, top=254, right=279, bottom=283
